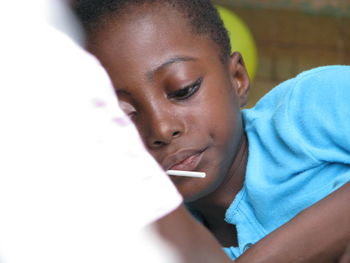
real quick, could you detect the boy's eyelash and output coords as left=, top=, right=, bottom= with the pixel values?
left=168, top=78, right=203, bottom=100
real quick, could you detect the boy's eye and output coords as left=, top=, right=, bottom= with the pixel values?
left=168, top=78, right=202, bottom=100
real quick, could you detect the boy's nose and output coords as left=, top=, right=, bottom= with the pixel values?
left=144, top=108, right=184, bottom=149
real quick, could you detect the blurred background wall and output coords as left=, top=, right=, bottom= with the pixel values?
left=213, top=0, right=350, bottom=107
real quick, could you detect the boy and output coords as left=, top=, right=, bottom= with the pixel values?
left=74, top=0, right=350, bottom=261
left=0, top=1, right=233, bottom=262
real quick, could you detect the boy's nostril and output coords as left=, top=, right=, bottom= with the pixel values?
left=152, top=131, right=181, bottom=147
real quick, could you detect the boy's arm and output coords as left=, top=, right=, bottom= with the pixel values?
left=236, top=182, right=350, bottom=263
left=155, top=205, right=234, bottom=263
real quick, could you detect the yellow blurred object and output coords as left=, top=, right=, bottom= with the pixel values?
left=216, top=5, right=258, bottom=81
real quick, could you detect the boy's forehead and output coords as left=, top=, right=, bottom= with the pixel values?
left=88, top=2, right=224, bottom=81
left=111, top=3, right=188, bottom=33
left=93, top=6, right=214, bottom=57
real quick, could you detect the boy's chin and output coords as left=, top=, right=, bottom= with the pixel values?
left=171, top=179, right=217, bottom=203
left=182, top=188, right=210, bottom=203
left=170, top=181, right=200, bottom=202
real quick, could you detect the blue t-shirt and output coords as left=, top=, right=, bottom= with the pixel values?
left=224, top=65, right=350, bottom=259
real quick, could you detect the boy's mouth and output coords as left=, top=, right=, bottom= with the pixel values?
left=162, top=148, right=206, bottom=172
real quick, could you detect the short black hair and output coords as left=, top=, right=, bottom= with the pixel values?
left=74, top=0, right=231, bottom=61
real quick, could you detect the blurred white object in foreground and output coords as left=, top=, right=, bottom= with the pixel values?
left=0, top=0, right=182, bottom=262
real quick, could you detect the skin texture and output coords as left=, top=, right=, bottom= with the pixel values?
left=85, top=2, right=350, bottom=262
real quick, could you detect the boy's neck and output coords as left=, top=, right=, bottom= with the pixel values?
left=186, top=133, right=248, bottom=246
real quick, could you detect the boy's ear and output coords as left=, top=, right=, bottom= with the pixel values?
left=228, top=52, right=250, bottom=107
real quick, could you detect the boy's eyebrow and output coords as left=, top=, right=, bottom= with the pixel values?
left=147, top=56, right=196, bottom=80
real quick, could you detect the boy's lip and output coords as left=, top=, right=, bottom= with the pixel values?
left=162, top=148, right=206, bottom=172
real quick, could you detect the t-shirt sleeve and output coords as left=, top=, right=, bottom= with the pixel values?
left=287, top=65, right=350, bottom=164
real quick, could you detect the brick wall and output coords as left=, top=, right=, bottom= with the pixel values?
left=213, top=1, right=350, bottom=107
left=215, top=0, right=350, bottom=17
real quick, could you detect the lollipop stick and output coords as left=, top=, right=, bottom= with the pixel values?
left=166, top=170, right=206, bottom=178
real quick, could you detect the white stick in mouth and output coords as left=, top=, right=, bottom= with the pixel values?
left=166, top=170, right=206, bottom=178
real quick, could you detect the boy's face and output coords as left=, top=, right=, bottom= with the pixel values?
left=89, top=5, right=249, bottom=202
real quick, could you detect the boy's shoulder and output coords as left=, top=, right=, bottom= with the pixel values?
left=245, top=65, right=350, bottom=125
left=291, top=65, right=350, bottom=91
left=256, top=65, right=350, bottom=108
left=271, top=65, right=350, bottom=97
left=275, top=64, right=349, bottom=87
left=288, top=65, right=350, bottom=103
left=294, top=65, right=350, bottom=80
left=279, top=65, right=350, bottom=154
